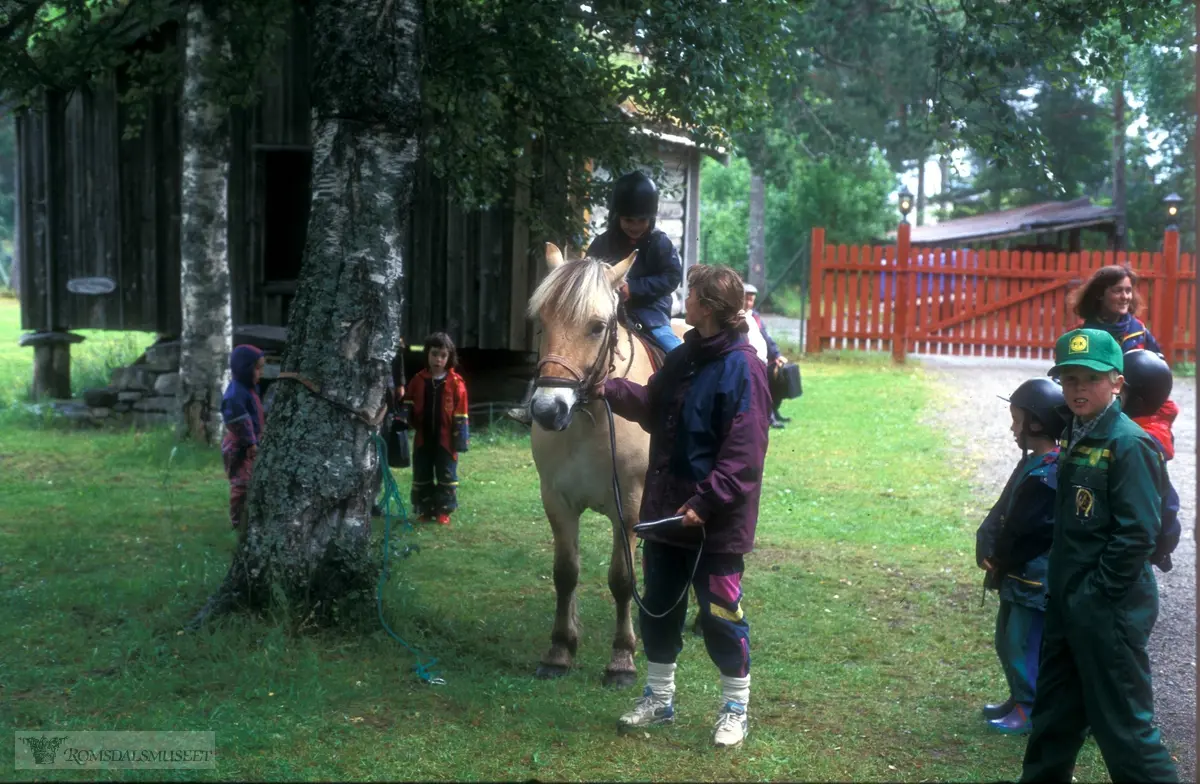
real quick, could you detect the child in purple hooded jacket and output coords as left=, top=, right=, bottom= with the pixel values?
left=221, top=345, right=266, bottom=528
left=600, top=264, right=771, bottom=748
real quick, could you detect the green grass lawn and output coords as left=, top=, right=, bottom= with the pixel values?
left=0, top=301, right=1111, bottom=781
left=0, top=297, right=155, bottom=405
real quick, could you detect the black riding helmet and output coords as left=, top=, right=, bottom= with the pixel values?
left=611, top=171, right=659, bottom=223
left=1121, top=349, right=1173, bottom=418
left=1000, top=378, right=1069, bottom=440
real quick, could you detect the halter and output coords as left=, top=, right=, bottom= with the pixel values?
left=533, top=300, right=633, bottom=406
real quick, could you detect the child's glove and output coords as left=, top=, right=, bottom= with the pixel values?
left=453, top=418, right=470, bottom=453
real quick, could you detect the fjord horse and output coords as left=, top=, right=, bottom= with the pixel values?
left=526, top=243, right=688, bottom=687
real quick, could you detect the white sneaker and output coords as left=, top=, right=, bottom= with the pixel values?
left=617, top=686, right=675, bottom=729
left=713, top=701, right=748, bottom=747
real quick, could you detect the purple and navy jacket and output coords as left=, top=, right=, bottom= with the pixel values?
left=1082, top=313, right=1162, bottom=354
left=604, top=328, right=772, bottom=554
left=221, top=345, right=265, bottom=478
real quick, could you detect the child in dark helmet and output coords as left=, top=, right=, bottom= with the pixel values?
left=1121, top=349, right=1181, bottom=573
left=508, top=171, right=683, bottom=425
left=975, top=378, right=1067, bottom=735
left=587, top=171, right=684, bottom=354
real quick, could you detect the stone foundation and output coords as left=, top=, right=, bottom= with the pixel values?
left=53, top=339, right=279, bottom=430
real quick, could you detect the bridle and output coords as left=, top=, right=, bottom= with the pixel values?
left=533, top=302, right=634, bottom=407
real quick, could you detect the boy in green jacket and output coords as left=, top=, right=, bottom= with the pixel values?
left=1019, top=328, right=1177, bottom=783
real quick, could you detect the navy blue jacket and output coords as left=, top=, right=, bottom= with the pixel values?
left=604, top=328, right=772, bottom=553
left=1145, top=432, right=1181, bottom=571
left=975, top=449, right=1059, bottom=611
left=1083, top=313, right=1162, bottom=354
left=587, top=227, right=682, bottom=329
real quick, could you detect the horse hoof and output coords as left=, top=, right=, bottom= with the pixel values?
left=603, top=669, right=638, bottom=689
left=536, top=663, right=571, bottom=680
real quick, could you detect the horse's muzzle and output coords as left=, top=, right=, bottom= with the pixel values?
left=531, top=394, right=573, bottom=432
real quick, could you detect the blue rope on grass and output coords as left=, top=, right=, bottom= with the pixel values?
left=373, top=433, right=445, bottom=685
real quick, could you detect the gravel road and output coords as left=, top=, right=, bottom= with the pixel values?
left=919, top=354, right=1195, bottom=781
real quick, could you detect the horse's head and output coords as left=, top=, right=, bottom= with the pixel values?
left=526, top=243, right=635, bottom=431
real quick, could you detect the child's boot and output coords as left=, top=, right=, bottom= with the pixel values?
left=713, top=674, right=749, bottom=747
left=505, top=379, right=535, bottom=426
left=987, top=703, right=1032, bottom=735
left=981, top=697, right=1015, bottom=720
left=617, top=663, right=676, bottom=730
left=436, top=513, right=451, bottom=526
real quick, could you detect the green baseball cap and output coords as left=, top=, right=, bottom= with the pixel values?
left=1048, top=328, right=1124, bottom=377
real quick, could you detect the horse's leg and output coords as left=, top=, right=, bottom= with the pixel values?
left=536, top=490, right=582, bottom=679
left=602, top=478, right=642, bottom=689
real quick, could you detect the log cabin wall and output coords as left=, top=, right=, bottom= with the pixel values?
left=14, top=2, right=703, bottom=356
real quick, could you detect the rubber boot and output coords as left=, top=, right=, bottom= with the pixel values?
left=987, top=703, right=1032, bottom=735
left=505, top=378, right=535, bottom=426
left=982, top=697, right=1015, bottom=721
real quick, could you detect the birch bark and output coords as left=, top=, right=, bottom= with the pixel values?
left=178, top=0, right=233, bottom=445
left=192, top=0, right=419, bottom=622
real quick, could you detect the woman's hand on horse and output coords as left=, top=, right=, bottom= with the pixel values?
left=676, top=504, right=705, bottom=527
left=591, top=380, right=607, bottom=398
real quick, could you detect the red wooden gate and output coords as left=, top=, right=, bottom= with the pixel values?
left=805, top=225, right=1196, bottom=365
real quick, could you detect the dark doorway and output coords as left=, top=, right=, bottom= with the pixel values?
left=261, top=149, right=312, bottom=284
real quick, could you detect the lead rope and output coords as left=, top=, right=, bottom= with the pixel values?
left=373, top=432, right=445, bottom=685
left=603, top=397, right=704, bottom=620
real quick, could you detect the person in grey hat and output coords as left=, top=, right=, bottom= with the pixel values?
left=743, top=284, right=788, bottom=429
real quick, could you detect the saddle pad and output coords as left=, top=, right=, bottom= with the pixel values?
left=633, top=332, right=666, bottom=374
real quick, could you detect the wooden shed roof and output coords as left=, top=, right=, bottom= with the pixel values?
left=899, top=198, right=1121, bottom=245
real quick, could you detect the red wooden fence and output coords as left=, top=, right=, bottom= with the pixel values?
left=805, top=225, right=1196, bottom=365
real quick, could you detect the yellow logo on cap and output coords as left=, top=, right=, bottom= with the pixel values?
left=1075, top=487, right=1094, bottom=519
left=1069, top=334, right=1089, bottom=354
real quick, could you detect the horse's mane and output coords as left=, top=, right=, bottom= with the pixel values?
left=527, top=256, right=618, bottom=325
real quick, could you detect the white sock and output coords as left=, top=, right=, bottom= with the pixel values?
left=720, top=673, right=750, bottom=708
left=646, top=661, right=677, bottom=702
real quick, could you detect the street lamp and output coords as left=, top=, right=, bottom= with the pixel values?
left=1164, top=193, right=1183, bottom=231
left=898, top=188, right=914, bottom=223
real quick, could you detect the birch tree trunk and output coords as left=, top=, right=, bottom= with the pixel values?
left=177, top=0, right=233, bottom=445
left=191, top=0, right=419, bottom=623
left=747, top=167, right=766, bottom=291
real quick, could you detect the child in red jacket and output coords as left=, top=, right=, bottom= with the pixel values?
left=401, top=333, right=469, bottom=525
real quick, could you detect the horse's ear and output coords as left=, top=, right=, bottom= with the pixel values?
left=545, top=243, right=564, bottom=270
left=606, top=250, right=637, bottom=287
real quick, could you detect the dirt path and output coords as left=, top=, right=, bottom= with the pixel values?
left=919, top=354, right=1196, bottom=781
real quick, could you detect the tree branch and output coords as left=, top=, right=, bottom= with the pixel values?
left=0, top=0, right=50, bottom=42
